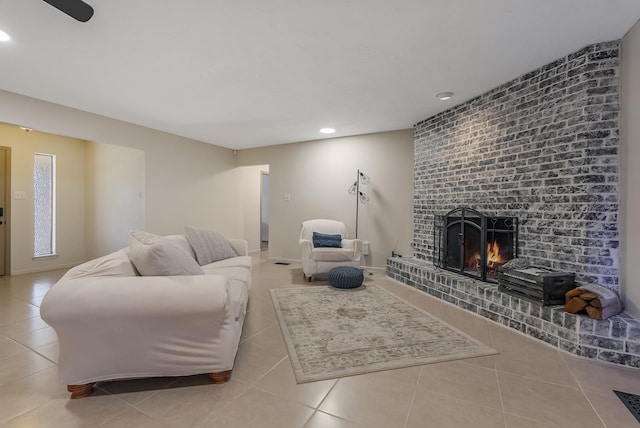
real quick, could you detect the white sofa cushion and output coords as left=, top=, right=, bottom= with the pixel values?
left=129, top=231, right=204, bottom=276
left=311, top=247, right=356, bottom=262
left=202, top=265, right=249, bottom=282
left=205, top=255, right=252, bottom=270
left=185, top=226, right=237, bottom=265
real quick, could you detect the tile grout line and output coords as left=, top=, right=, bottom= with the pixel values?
left=0, top=398, right=58, bottom=426
left=94, top=399, right=139, bottom=428
left=246, top=354, right=289, bottom=388
left=301, top=409, right=355, bottom=428
left=225, top=370, right=319, bottom=428
left=309, top=375, right=339, bottom=411
left=483, top=322, right=593, bottom=390
left=402, top=366, right=423, bottom=428
left=560, top=353, right=609, bottom=428
left=124, top=376, right=239, bottom=428
left=486, top=320, right=509, bottom=428
left=30, top=347, right=58, bottom=365
left=489, top=318, right=609, bottom=427
left=195, top=377, right=261, bottom=427
left=306, top=378, right=364, bottom=427
left=238, top=322, right=277, bottom=344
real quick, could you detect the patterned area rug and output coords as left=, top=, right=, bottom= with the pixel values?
left=270, top=284, right=498, bottom=383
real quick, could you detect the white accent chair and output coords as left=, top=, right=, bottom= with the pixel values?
left=299, top=219, right=363, bottom=282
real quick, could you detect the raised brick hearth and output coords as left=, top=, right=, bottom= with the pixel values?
left=387, top=258, right=640, bottom=368
left=389, top=40, right=640, bottom=368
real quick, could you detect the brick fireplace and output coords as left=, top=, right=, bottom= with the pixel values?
left=387, top=40, right=640, bottom=368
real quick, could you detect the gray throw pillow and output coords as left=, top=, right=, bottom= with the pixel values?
left=184, top=226, right=237, bottom=266
left=128, top=231, right=205, bottom=276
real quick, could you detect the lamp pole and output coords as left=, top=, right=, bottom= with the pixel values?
left=355, top=169, right=360, bottom=239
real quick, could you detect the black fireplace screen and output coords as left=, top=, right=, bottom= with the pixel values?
left=434, top=207, right=518, bottom=282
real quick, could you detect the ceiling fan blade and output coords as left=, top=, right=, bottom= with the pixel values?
left=42, top=0, right=94, bottom=22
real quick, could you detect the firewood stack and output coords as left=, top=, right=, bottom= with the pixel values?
left=564, top=284, right=622, bottom=320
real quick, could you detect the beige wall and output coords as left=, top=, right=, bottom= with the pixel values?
left=0, top=91, right=411, bottom=272
left=621, top=19, right=640, bottom=318
left=0, top=124, right=87, bottom=274
left=0, top=90, right=240, bottom=247
left=237, top=130, right=414, bottom=268
left=85, top=141, right=145, bottom=259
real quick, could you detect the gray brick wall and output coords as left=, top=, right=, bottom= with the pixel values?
left=414, top=41, right=621, bottom=290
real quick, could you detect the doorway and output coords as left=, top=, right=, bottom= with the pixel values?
left=0, top=146, right=11, bottom=275
left=260, top=171, right=269, bottom=250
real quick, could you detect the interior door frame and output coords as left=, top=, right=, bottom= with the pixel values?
left=260, top=170, right=269, bottom=248
left=0, top=146, right=11, bottom=275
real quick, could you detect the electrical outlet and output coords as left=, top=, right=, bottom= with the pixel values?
left=14, top=191, right=26, bottom=200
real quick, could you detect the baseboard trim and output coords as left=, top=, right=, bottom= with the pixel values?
left=266, top=256, right=385, bottom=272
left=10, top=262, right=81, bottom=276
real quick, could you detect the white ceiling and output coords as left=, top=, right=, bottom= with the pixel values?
left=1, top=1, right=640, bottom=150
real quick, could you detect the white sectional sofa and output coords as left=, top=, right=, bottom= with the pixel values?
left=41, top=230, right=251, bottom=399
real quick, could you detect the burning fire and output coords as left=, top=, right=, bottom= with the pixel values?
left=466, top=240, right=505, bottom=271
left=487, top=240, right=502, bottom=268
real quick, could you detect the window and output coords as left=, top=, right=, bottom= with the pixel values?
left=34, top=153, right=56, bottom=257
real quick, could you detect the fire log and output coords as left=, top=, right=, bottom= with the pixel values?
left=565, top=297, right=588, bottom=314
left=564, top=284, right=622, bottom=320
left=565, top=288, right=583, bottom=299
left=579, top=291, right=598, bottom=301
left=585, top=305, right=603, bottom=320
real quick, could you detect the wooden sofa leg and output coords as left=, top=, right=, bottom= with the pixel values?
left=208, top=370, right=232, bottom=384
left=67, top=383, right=95, bottom=399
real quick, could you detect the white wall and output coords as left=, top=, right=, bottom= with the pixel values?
left=237, top=130, right=414, bottom=268
left=85, top=141, right=145, bottom=259
left=0, top=124, right=87, bottom=274
left=621, top=19, right=640, bottom=318
left=0, top=90, right=241, bottom=245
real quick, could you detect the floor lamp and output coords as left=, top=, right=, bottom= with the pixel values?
left=348, top=169, right=370, bottom=239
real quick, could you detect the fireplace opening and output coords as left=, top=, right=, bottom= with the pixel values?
left=434, top=207, right=518, bottom=282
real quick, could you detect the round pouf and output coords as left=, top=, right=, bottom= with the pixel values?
left=328, top=266, right=364, bottom=289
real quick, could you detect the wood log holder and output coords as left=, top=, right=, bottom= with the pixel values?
left=565, top=284, right=623, bottom=320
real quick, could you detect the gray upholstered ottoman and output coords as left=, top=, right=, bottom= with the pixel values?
left=328, top=266, right=364, bottom=289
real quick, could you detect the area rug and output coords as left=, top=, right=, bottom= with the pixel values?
left=270, top=284, right=498, bottom=383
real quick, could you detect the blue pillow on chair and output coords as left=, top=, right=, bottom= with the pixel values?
left=312, top=232, right=342, bottom=248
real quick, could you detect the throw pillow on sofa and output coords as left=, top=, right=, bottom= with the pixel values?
left=184, top=226, right=238, bottom=265
left=129, top=231, right=205, bottom=276
left=312, top=232, right=342, bottom=248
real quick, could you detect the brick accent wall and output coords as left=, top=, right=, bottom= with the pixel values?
left=414, top=41, right=621, bottom=290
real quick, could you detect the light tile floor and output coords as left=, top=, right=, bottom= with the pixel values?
left=1, top=251, right=640, bottom=427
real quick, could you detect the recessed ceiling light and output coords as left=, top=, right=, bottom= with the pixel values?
left=19, top=127, right=33, bottom=132
left=320, top=128, right=336, bottom=134
left=0, top=29, right=10, bottom=42
left=436, top=92, right=454, bottom=101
